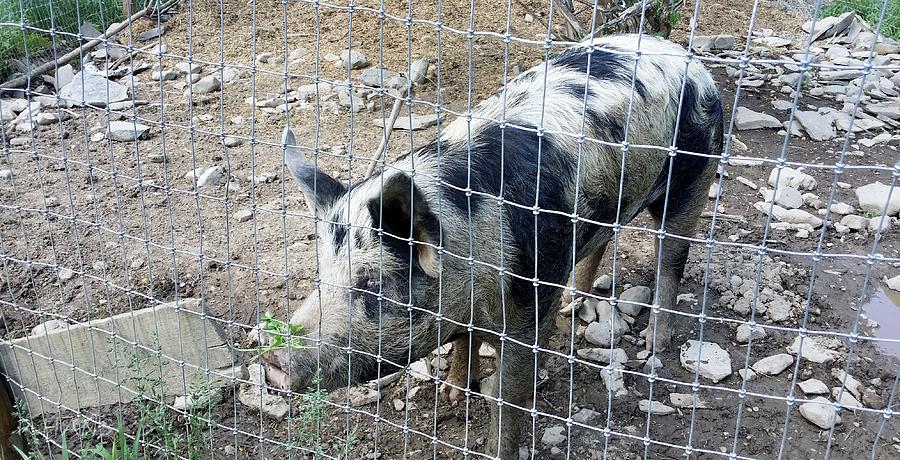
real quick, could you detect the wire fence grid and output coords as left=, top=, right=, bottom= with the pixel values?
left=0, top=0, right=899, bottom=458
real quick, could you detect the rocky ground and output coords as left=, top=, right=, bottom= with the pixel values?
left=2, top=0, right=900, bottom=458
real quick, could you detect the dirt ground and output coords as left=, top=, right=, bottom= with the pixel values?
left=1, top=0, right=899, bottom=458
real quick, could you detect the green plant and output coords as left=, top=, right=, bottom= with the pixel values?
left=822, top=0, right=900, bottom=41
left=239, top=311, right=311, bottom=355
left=85, top=416, right=143, bottom=460
left=863, top=210, right=881, bottom=218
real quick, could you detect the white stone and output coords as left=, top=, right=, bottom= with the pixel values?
left=576, top=347, right=628, bottom=365
left=234, top=209, right=253, bottom=222
left=768, top=167, right=817, bottom=191
left=794, top=111, right=836, bottom=141
left=832, top=388, right=862, bottom=409
left=831, top=369, right=863, bottom=400
left=799, top=397, right=841, bottom=429
left=751, top=353, right=794, bottom=375
left=680, top=340, right=732, bottom=383
left=638, top=400, right=675, bottom=415
left=856, top=182, right=900, bottom=216
left=238, top=364, right=289, bottom=420
left=409, top=359, right=431, bottom=380
left=763, top=186, right=803, bottom=209
left=601, top=362, right=628, bottom=397
left=829, top=202, right=854, bottom=215
left=799, top=378, right=829, bottom=395
left=787, top=335, right=842, bottom=364
left=885, top=274, right=900, bottom=292
left=584, top=317, right=629, bottom=348
left=373, top=113, right=443, bottom=131
left=868, top=216, right=892, bottom=233
left=840, top=214, right=869, bottom=231
left=692, top=35, right=736, bottom=52
left=754, top=202, right=823, bottom=228
left=30, top=320, right=68, bottom=336
left=196, top=166, right=225, bottom=188
left=409, top=59, right=429, bottom=85
left=735, top=107, right=782, bottom=130
left=59, top=73, right=129, bottom=107
left=224, top=136, right=243, bottom=147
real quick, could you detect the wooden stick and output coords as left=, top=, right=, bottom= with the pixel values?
left=364, top=86, right=409, bottom=178
left=1, top=0, right=180, bottom=91
left=554, top=0, right=585, bottom=39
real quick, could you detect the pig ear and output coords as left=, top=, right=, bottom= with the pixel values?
left=367, top=173, right=440, bottom=278
left=281, top=127, right=346, bottom=214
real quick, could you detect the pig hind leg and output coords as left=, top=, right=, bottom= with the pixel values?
left=441, top=335, right=483, bottom=401
left=560, top=243, right=607, bottom=306
left=645, top=172, right=712, bottom=352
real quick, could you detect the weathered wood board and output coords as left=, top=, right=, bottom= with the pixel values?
left=0, top=298, right=242, bottom=416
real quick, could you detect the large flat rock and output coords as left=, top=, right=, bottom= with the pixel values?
left=0, top=298, right=240, bottom=416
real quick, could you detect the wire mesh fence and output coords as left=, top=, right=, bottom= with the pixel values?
left=0, top=0, right=899, bottom=458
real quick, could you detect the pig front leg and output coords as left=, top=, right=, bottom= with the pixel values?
left=484, top=338, right=540, bottom=459
left=441, top=335, right=483, bottom=401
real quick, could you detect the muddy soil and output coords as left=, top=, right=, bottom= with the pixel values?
left=1, top=0, right=898, bottom=458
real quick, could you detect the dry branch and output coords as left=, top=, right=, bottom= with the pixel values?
left=364, top=86, right=410, bottom=178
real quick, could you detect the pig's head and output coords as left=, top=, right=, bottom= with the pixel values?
left=264, top=127, right=444, bottom=391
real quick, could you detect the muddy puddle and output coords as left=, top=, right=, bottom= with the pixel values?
left=862, top=287, right=900, bottom=359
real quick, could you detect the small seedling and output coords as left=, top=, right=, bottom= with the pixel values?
left=239, top=311, right=312, bottom=355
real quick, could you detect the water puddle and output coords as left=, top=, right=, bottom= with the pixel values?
left=861, top=287, right=900, bottom=359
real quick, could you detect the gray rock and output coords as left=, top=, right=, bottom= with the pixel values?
left=832, top=388, right=862, bottom=409
left=751, top=353, right=794, bottom=375
left=865, top=101, right=900, bottom=120
left=856, top=182, right=900, bottom=216
left=868, top=216, right=891, bottom=233
left=541, top=426, right=566, bottom=447
left=348, top=386, right=381, bottom=407
left=152, top=70, right=179, bottom=81
left=669, top=393, right=708, bottom=409
left=193, top=75, right=221, bottom=94
left=829, top=202, right=854, bottom=215
left=584, top=317, right=629, bottom=348
left=763, top=186, right=803, bottom=209
left=234, top=209, right=253, bottom=222
left=794, top=111, right=836, bottom=141
left=754, top=202, right=824, bottom=228
left=768, top=167, right=817, bottom=191
left=137, top=26, right=165, bottom=41
left=337, top=90, right=365, bottom=112
left=60, top=73, right=129, bottom=107
left=289, top=48, right=308, bottom=61
left=221, top=67, right=243, bottom=82
left=196, top=166, right=225, bottom=188
left=359, top=68, right=401, bottom=87
left=174, top=388, right=221, bottom=411
left=576, top=347, right=628, bottom=365
left=0, top=170, right=12, bottom=179
left=692, top=35, right=736, bottom=52
left=572, top=408, right=602, bottom=425
left=841, top=214, right=869, bottom=231
left=0, top=104, right=13, bottom=123
left=373, top=113, right=443, bottom=131
left=593, top=274, right=612, bottom=291
left=798, top=378, right=829, bottom=395
left=736, top=323, right=766, bottom=343
left=578, top=301, right=597, bottom=323
left=786, top=335, right=842, bottom=364
left=799, top=397, right=841, bottom=429
left=341, top=49, right=368, bottom=69
left=601, top=362, right=628, bottom=397
left=238, top=363, right=289, bottom=420
left=735, top=107, right=782, bottom=130
left=806, top=12, right=856, bottom=41
left=223, top=136, right=243, bottom=147
left=108, top=121, right=150, bottom=142
left=766, top=297, right=792, bottom=322
left=54, top=64, right=74, bottom=90
left=679, top=340, right=732, bottom=383
left=175, top=62, right=203, bottom=74
left=825, top=45, right=850, bottom=59
left=618, top=286, right=651, bottom=316
left=638, top=400, right=675, bottom=415
left=35, top=113, right=60, bottom=126
left=772, top=100, right=793, bottom=111
left=31, top=319, right=68, bottom=336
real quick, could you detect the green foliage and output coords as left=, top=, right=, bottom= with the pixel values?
left=239, top=311, right=311, bottom=356
left=0, top=0, right=123, bottom=78
left=822, top=0, right=900, bottom=41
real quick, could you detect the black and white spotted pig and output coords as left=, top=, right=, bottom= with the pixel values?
left=264, top=34, right=723, bottom=458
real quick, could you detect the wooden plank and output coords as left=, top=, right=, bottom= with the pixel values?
left=0, top=298, right=241, bottom=416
